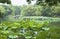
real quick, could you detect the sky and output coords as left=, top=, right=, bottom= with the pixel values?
left=11, top=0, right=36, bottom=6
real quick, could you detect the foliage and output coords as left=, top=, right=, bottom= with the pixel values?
left=21, top=5, right=43, bottom=16
left=0, top=5, right=21, bottom=21
left=0, top=0, right=11, bottom=4
left=27, top=0, right=60, bottom=6
left=21, top=5, right=60, bottom=17
left=36, top=21, right=60, bottom=39
left=0, top=19, right=60, bottom=39
left=0, top=6, right=6, bottom=18
left=52, top=6, right=60, bottom=17
left=0, top=19, right=50, bottom=39
left=36, top=26, right=60, bottom=39
left=0, top=1, right=60, bottom=39
left=0, top=5, right=60, bottom=21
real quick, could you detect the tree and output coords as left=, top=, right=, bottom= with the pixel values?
left=26, top=0, right=60, bottom=6
left=0, top=0, right=11, bottom=22
left=0, top=0, right=11, bottom=4
left=0, top=0, right=11, bottom=17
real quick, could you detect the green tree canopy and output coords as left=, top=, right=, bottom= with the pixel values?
left=0, top=0, right=11, bottom=4
left=27, top=0, right=60, bottom=6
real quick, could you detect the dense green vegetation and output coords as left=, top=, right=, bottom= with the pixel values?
left=21, top=5, right=60, bottom=17
left=0, top=19, right=60, bottom=39
left=0, top=0, right=60, bottom=39
left=0, top=5, right=60, bottom=19
left=27, top=0, right=60, bottom=6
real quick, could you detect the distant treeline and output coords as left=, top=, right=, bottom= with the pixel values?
left=0, top=5, right=60, bottom=19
